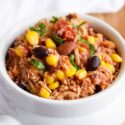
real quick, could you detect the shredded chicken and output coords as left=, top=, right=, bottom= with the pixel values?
left=6, top=13, right=122, bottom=100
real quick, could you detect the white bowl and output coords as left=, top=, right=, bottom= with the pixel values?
left=0, top=12, right=125, bottom=124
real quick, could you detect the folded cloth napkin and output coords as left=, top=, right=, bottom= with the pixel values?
left=0, top=0, right=125, bottom=124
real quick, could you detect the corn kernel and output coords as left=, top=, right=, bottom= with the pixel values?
left=46, top=76, right=55, bottom=84
left=105, top=63, right=115, bottom=73
left=46, top=54, right=58, bottom=66
left=48, top=81, right=59, bottom=90
left=75, top=69, right=87, bottom=79
left=100, top=61, right=105, bottom=66
left=55, top=70, right=65, bottom=80
left=94, top=37, right=98, bottom=42
left=88, top=36, right=95, bottom=44
left=26, top=30, right=38, bottom=46
left=98, top=54, right=102, bottom=60
left=45, top=38, right=56, bottom=49
left=38, top=87, right=50, bottom=98
left=79, top=47, right=86, bottom=52
left=100, top=60, right=115, bottom=73
left=101, top=61, right=115, bottom=73
left=14, top=45, right=25, bottom=57
left=44, top=72, right=55, bottom=84
left=111, top=54, right=123, bottom=62
left=65, top=65, right=76, bottom=77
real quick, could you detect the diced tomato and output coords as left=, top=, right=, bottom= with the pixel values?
left=64, top=26, right=76, bottom=41
left=54, top=19, right=76, bottom=42
left=54, top=19, right=68, bottom=31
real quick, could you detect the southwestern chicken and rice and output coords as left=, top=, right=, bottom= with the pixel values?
left=6, top=13, right=123, bottom=100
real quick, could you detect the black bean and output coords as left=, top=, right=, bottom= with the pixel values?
left=5, top=52, right=9, bottom=60
left=18, top=84, right=29, bottom=92
left=10, top=42, right=15, bottom=48
left=32, top=47, right=49, bottom=58
left=95, top=85, right=102, bottom=93
left=27, top=51, right=32, bottom=57
left=86, top=56, right=100, bottom=71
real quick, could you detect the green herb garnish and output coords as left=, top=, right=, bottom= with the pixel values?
left=50, top=16, right=58, bottom=23
left=73, top=21, right=85, bottom=28
left=29, top=27, right=39, bottom=32
left=30, top=59, right=46, bottom=70
left=88, top=43, right=95, bottom=56
left=53, top=34, right=64, bottom=44
left=39, top=22, right=46, bottom=36
left=80, top=38, right=96, bottom=56
left=70, top=54, right=79, bottom=70
left=29, top=22, right=46, bottom=36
